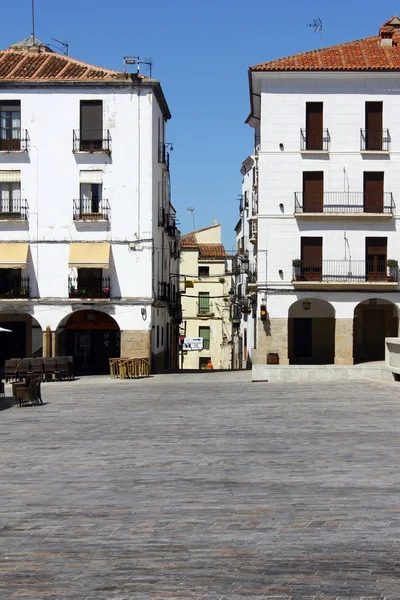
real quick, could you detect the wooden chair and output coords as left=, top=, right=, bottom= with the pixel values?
left=31, top=358, right=44, bottom=381
left=56, top=357, right=69, bottom=381
left=67, top=356, right=74, bottom=380
left=4, top=359, right=19, bottom=382
left=44, top=357, right=56, bottom=382
left=17, top=358, right=31, bottom=381
left=14, top=375, right=42, bottom=406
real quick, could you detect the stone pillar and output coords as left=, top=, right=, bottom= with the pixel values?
left=42, top=328, right=51, bottom=358
left=121, top=330, right=151, bottom=360
left=256, top=318, right=289, bottom=365
left=334, top=318, right=353, bottom=365
left=51, top=331, right=57, bottom=357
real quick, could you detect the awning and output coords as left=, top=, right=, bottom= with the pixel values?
left=68, top=242, right=110, bottom=269
left=79, top=170, right=103, bottom=184
left=0, top=243, right=28, bottom=269
left=0, top=170, right=21, bottom=182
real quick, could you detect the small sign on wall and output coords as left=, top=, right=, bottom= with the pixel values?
left=183, top=337, right=203, bottom=351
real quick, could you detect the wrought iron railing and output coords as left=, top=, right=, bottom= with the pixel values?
left=73, top=129, right=111, bottom=153
left=158, top=207, right=177, bottom=236
left=292, top=261, right=398, bottom=283
left=300, top=128, right=330, bottom=151
left=0, top=128, right=28, bottom=152
left=360, top=129, right=390, bottom=152
left=294, top=191, right=395, bottom=214
left=73, top=199, right=110, bottom=220
left=0, top=199, right=28, bottom=220
left=197, top=300, right=213, bottom=315
left=0, top=277, right=30, bottom=298
left=247, top=268, right=257, bottom=284
left=158, top=142, right=170, bottom=168
left=68, top=277, right=111, bottom=298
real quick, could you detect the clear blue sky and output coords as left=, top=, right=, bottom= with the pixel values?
left=2, top=1, right=399, bottom=249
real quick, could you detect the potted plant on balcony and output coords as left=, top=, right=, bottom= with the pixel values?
left=292, top=259, right=303, bottom=281
left=387, top=259, right=398, bottom=282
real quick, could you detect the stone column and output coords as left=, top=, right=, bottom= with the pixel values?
left=256, top=318, right=289, bottom=365
left=334, top=318, right=353, bottom=365
left=51, top=331, right=57, bottom=357
left=42, top=326, right=52, bottom=357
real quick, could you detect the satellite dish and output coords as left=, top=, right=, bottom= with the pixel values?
left=212, top=219, right=218, bottom=226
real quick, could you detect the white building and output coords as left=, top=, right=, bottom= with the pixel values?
left=0, top=36, right=180, bottom=373
left=246, top=16, right=400, bottom=367
left=180, top=225, right=233, bottom=369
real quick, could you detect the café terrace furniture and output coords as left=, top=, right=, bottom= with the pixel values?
left=109, top=358, right=150, bottom=379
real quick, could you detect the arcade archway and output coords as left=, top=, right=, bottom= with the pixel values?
left=0, top=313, right=42, bottom=364
left=353, top=299, right=398, bottom=363
left=288, top=298, right=335, bottom=365
left=57, top=310, right=120, bottom=374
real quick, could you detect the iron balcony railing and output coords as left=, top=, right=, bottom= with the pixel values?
left=197, top=300, right=213, bottom=315
left=73, top=129, right=111, bottom=153
left=292, top=261, right=398, bottom=283
left=230, top=303, right=241, bottom=323
left=0, top=277, right=30, bottom=298
left=68, top=277, right=111, bottom=299
left=73, top=199, right=110, bottom=221
left=158, top=142, right=170, bottom=169
left=360, top=129, right=390, bottom=152
left=300, top=128, right=330, bottom=151
left=247, top=268, right=257, bottom=284
left=158, top=207, right=177, bottom=236
left=157, top=281, right=170, bottom=302
left=0, top=128, right=28, bottom=152
left=0, top=199, right=28, bottom=220
left=294, top=191, right=395, bottom=215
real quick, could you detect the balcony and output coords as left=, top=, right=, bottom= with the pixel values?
left=360, top=129, right=390, bottom=153
left=0, top=128, right=29, bottom=153
left=0, top=277, right=30, bottom=299
left=73, top=130, right=111, bottom=154
left=294, top=192, right=394, bottom=218
left=249, top=219, right=257, bottom=244
left=73, top=199, right=110, bottom=221
left=292, top=260, right=398, bottom=290
left=197, top=301, right=214, bottom=317
left=300, top=128, right=330, bottom=152
left=158, top=142, right=170, bottom=169
left=0, top=199, right=28, bottom=221
left=68, top=277, right=111, bottom=299
left=158, top=207, right=177, bottom=236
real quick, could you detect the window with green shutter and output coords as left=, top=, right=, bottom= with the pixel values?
left=199, top=326, right=210, bottom=350
left=198, top=292, right=210, bottom=314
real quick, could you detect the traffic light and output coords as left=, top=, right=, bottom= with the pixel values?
left=260, top=304, right=267, bottom=321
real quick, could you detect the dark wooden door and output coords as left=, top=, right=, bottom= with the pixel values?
left=306, top=102, right=323, bottom=150
left=364, top=172, right=384, bottom=213
left=293, top=318, right=312, bottom=359
left=80, top=101, right=103, bottom=150
left=301, top=237, right=322, bottom=280
left=365, top=102, right=383, bottom=150
left=366, top=237, right=387, bottom=280
left=362, top=310, right=386, bottom=360
left=303, top=172, right=323, bottom=212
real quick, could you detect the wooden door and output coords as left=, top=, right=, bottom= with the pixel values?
left=293, top=318, right=312, bottom=359
left=303, top=172, right=323, bottom=212
left=365, top=102, right=383, bottom=150
left=364, top=172, right=384, bottom=213
left=301, top=237, right=322, bottom=280
left=306, top=102, right=323, bottom=150
left=365, top=237, right=387, bottom=280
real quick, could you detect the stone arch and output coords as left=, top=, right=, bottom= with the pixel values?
left=0, top=311, right=43, bottom=363
left=288, top=297, right=335, bottom=365
left=56, top=309, right=120, bottom=375
left=353, top=298, right=398, bottom=363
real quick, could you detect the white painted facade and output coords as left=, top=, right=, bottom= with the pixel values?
left=0, top=42, right=180, bottom=372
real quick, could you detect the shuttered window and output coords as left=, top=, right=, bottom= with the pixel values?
left=303, top=172, right=323, bottom=212
left=301, top=237, right=322, bottom=281
left=306, top=102, right=323, bottom=150
left=364, top=172, right=384, bottom=213
left=365, top=102, right=383, bottom=150
left=199, top=326, right=210, bottom=350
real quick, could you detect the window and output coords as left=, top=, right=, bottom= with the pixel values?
left=156, top=325, right=160, bottom=348
left=305, top=102, right=323, bottom=150
left=301, top=237, right=322, bottom=281
left=366, top=237, right=387, bottom=281
left=198, top=292, right=210, bottom=314
left=0, top=182, right=20, bottom=214
left=303, top=172, right=323, bottom=212
left=199, top=356, right=211, bottom=370
left=198, top=266, right=209, bottom=278
left=161, top=326, right=164, bottom=347
left=364, top=172, right=384, bottom=213
left=365, top=102, right=383, bottom=150
left=199, top=326, right=210, bottom=350
left=80, top=100, right=103, bottom=150
left=77, top=268, right=102, bottom=295
left=0, top=101, right=21, bottom=151
left=80, top=183, right=102, bottom=214
left=0, top=268, right=22, bottom=296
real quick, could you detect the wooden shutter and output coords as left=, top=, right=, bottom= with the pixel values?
left=301, top=237, right=322, bottom=280
left=365, top=102, right=382, bottom=150
left=365, top=237, right=387, bottom=281
left=364, top=172, right=383, bottom=213
left=303, top=172, right=323, bottom=212
left=306, top=102, right=323, bottom=150
left=80, top=101, right=103, bottom=148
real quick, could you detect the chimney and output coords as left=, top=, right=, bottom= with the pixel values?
left=380, top=26, right=394, bottom=47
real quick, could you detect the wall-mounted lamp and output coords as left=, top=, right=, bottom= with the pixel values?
left=279, top=143, right=284, bottom=151
left=279, top=203, right=284, bottom=211
left=141, top=306, right=147, bottom=320
left=278, top=269, right=283, bottom=277
left=303, top=300, right=312, bottom=311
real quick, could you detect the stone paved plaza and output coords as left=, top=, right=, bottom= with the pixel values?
left=1, top=372, right=400, bottom=599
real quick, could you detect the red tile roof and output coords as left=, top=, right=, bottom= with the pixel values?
left=251, top=17, right=400, bottom=72
left=181, top=233, right=197, bottom=247
left=0, top=48, right=122, bottom=81
left=198, top=243, right=226, bottom=258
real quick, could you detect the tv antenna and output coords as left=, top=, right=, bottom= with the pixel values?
left=49, top=37, right=69, bottom=55
left=31, top=0, right=36, bottom=45
left=307, top=17, right=323, bottom=48
left=123, top=56, right=153, bottom=78
left=188, top=207, right=195, bottom=231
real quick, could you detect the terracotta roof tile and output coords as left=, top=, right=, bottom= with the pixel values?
left=198, top=243, right=226, bottom=258
left=181, top=233, right=197, bottom=246
left=251, top=19, right=400, bottom=72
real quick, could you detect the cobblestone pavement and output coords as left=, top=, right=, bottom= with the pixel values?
left=1, top=372, right=400, bottom=599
